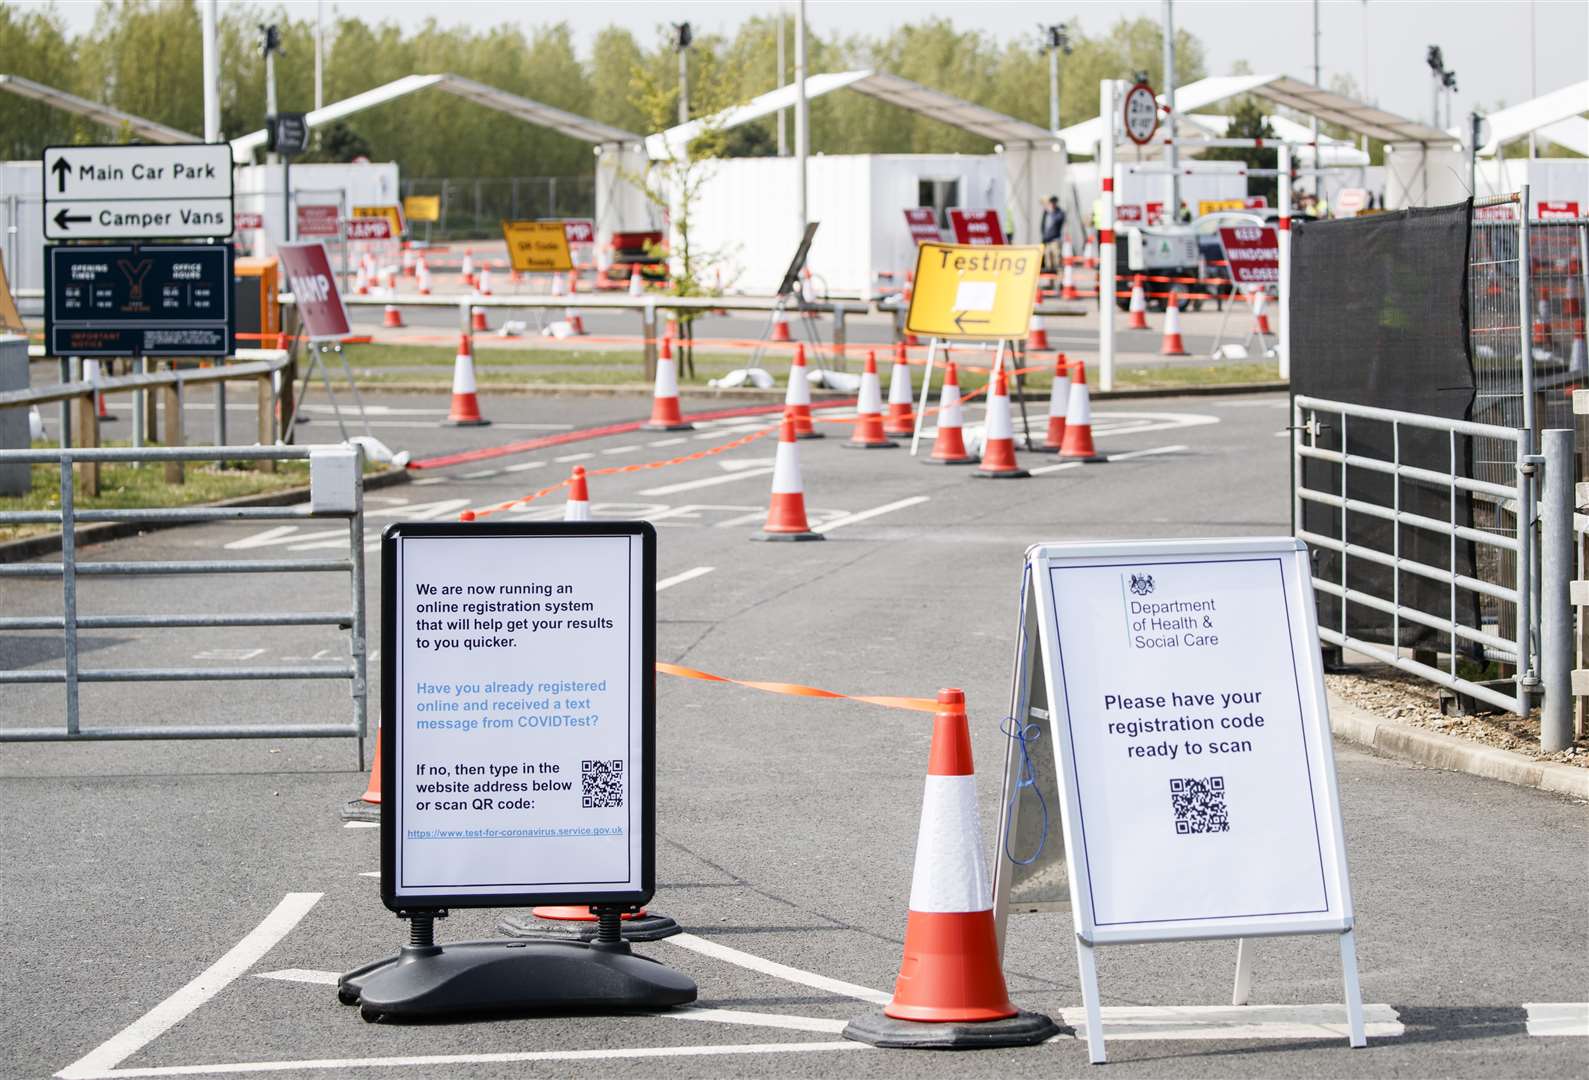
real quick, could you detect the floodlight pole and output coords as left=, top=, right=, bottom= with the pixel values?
left=678, top=48, right=689, bottom=126
left=201, top=0, right=219, bottom=142
left=315, top=0, right=324, bottom=112
left=795, top=0, right=808, bottom=234
left=776, top=10, right=787, bottom=156
left=1048, top=46, right=1060, bottom=134
left=1162, top=1, right=1179, bottom=216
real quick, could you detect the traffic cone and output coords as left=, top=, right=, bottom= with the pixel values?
left=416, top=261, right=431, bottom=296
left=382, top=304, right=404, bottom=329
left=1128, top=275, right=1149, bottom=329
left=628, top=266, right=644, bottom=297
left=565, top=307, right=586, bottom=335
left=445, top=334, right=489, bottom=426
left=1252, top=288, right=1272, bottom=336
left=884, top=342, right=917, bottom=438
left=752, top=417, right=824, bottom=542
left=551, top=273, right=566, bottom=299
left=843, top=688, right=1058, bottom=1049
left=1160, top=291, right=1188, bottom=355
left=86, top=359, right=113, bottom=421
left=477, top=266, right=493, bottom=297
left=564, top=466, right=591, bottom=521
left=973, top=370, right=1028, bottom=479
left=783, top=344, right=823, bottom=439
left=1026, top=313, right=1049, bottom=350
left=1059, top=360, right=1105, bottom=462
left=1061, top=236, right=1074, bottom=264
left=353, top=264, right=369, bottom=296
left=844, top=351, right=895, bottom=449
left=401, top=247, right=416, bottom=276
left=1042, top=355, right=1071, bottom=452
left=771, top=308, right=793, bottom=343
left=567, top=268, right=579, bottom=295
left=1060, top=258, right=1079, bottom=300
left=1533, top=299, right=1550, bottom=348
left=1083, top=233, right=1097, bottom=269
left=925, top=361, right=976, bottom=465
left=460, top=249, right=475, bottom=288
left=1569, top=319, right=1587, bottom=376
left=471, top=305, right=490, bottom=332
left=643, top=337, right=693, bottom=431
left=341, top=724, right=383, bottom=822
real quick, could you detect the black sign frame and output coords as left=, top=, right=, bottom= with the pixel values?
left=267, top=112, right=312, bottom=158
left=379, top=520, right=658, bottom=914
left=44, top=242, right=235, bottom=357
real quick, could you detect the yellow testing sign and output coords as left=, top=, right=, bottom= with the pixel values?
left=905, top=242, right=1042, bottom=340
left=501, top=220, right=573, bottom=273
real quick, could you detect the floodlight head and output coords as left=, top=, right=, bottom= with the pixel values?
left=1425, top=45, right=1444, bottom=73
left=259, top=23, right=283, bottom=58
left=1442, top=70, right=1458, bottom=91
left=672, top=22, right=692, bottom=50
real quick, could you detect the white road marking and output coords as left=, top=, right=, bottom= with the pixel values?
left=504, top=460, right=548, bottom=473
left=255, top=969, right=340, bottom=986
left=410, top=476, right=446, bottom=485
left=1058, top=1003, right=1403, bottom=1041
left=81, top=1042, right=864, bottom=1076
left=1030, top=444, right=1187, bottom=476
left=1524, top=1002, right=1589, bottom=1036
left=640, top=468, right=774, bottom=496
left=663, top=932, right=891, bottom=1005
left=358, top=871, right=379, bottom=878
left=601, top=443, right=643, bottom=455
left=654, top=1006, right=848, bottom=1034
left=554, top=452, right=594, bottom=463
left=343, top=821, right=377, bottom=829
left=718, top=457, right=777, bottom=471
left=460, top=469, right=499, bottom=480
left=647, top=437, right=689, bottom=448
left=657, top=566, right=716, bottom=591
left=56, top=893, right=322, bottom=1080
left=809, top=495, right=930, bottom=535
left=1212, top=399, right=1287, bottom=408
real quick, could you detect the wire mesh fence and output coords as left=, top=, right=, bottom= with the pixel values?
left=398, top=176, right=596, bottom=241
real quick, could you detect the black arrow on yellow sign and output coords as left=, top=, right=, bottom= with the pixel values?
left=953, top=312, right=990, bottom=333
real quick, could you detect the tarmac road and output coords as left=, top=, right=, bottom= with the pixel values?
left=3, top=391, right=1585, bottom=1080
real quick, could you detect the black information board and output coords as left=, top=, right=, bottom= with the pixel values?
left=45, top=242, right=235, bottom=357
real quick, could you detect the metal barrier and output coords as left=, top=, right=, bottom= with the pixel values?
left=1293, top=394, right=1542, bottom=716
left=0, top=443, right=368, bottom=763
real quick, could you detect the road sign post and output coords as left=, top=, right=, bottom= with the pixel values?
left=338, top=521, right=696, bottom=1022
left=43, top=144, right=233, bottom=241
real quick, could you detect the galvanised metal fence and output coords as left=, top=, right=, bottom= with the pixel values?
left=0, top=444, right=369, bottom=764
left=399, top=176, right=596, bottom=241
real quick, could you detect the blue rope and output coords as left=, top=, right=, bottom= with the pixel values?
left=1001, top=565, right=1049, bottom=867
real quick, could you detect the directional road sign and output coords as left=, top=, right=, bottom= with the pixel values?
left=43, top=143, right=233, bottom=241
left=45, top=242, right=234, bottom=357
left=905, top=242, right=1042, bottom=341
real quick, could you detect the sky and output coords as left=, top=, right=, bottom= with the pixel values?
left=15, top=0, right=1589, bottom=128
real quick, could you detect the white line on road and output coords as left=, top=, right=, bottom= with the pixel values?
left=554, top=452, right=594, bottom=463
left=343, top=821, right=377, bottom=829
left=56, top=893, right=322, bottom=1080
left=503, top=460, right=548, bottom=473
left=653, top=1006, right=848, bottom=1034
left=1524, top=1002, right=1589, bottom=1036
left=657, top=566, right=716, bottom=591
left=255, top=969, right=340, bottom=986
left=1058, top=1003, right=1403, bottom=1041
left=1030, top=444, right=1187, bottom=476
left=663, top=932, right=891, bottom=1005
left=647, top=437, right=689, bottom=448
left=84, top=1042, right=864, bottom=1076
left=809, top=495, right=931, bottom=535
left=460, top=469, right=499, bottom=480
left=601, top=443, right=643, bottom=455
left=640, top=468, right=773, bottom=497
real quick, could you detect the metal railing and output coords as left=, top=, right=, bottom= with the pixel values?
left=0, top=444, right=369, bottom=763
left=1293, top=394, right=1539, bottom=715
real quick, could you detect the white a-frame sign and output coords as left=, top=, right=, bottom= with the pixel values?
left=993, top=537, right=1365, bottom=1064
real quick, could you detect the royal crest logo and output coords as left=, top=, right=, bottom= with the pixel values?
left=1128, top=572, right=1155, bottom=596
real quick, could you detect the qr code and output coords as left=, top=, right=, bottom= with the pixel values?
left=1170, top=776, right=1229, bottom=834
left=581, top=759, right=625, bottom=808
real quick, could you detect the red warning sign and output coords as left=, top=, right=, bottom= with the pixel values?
left=904, top=208, right=941, bottom=245
left=948, top=209, right=1004, bottom=246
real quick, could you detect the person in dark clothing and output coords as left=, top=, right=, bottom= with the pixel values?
left=1041, top=195, right=1067, bottom=271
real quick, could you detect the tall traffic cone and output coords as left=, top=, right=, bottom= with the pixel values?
left=1061, top=236, right=1074, bottom=264
left=628, top=266, right=644, bottom=297
left=884, top=342, right=917, bottom=438
left=973, top=370, right=1028, bottom=479
left=1059, top=360, right=1105, bottom=462
left=1042, top=355, right=1071, bottom=452
left=844, top=351, right=895, bottom=449
left=353, top=263, right=369, bottom=296
left=445, top=334, right=489, bottom=426
left=1128, top=275, right=1149, bottom=330
left=843, top=688, right=1058, bottom=1049
left=86, top=359, right=114, bottom=421
left=1026, top=313, right=1049, bottom=350
left=567, top=268, right=580, bottom=295
left=476, top=266, right=493, bottom=297
left=1060, top=258, right=1079, bottom=300
left=783, top=344, right=823, bottom=439
left=471, top=305, right=490, bottom=332
left=460, top=249, right=475, bottom=288
left=752, top=417, right=823, bottom=541
left=1252, top=287, right=1272, bottom=336
left=382, top=304, right=404, bottom=328
left=564, top=466, right=591, bottom=521
left=1160, top=291, right=1188, bottom=355
left=771, top=308, right=793, bottom=343
left=551, top=272, right=566, bottom=299
left=643, top=337, right=693, bottom=431
left=1083, top=233, right=1097, bottom=269
left=341, top=724, right=383, bottom=822
left=925, top=361, right=976, bottom=465
left=416, top=261, right=432, bottom=295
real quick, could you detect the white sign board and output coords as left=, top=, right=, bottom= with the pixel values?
left=43, top=143, right=234, bottom=240
left=1008, top=536, right=1363, bottom=1063
left=383, top=522, right=654, bottom=909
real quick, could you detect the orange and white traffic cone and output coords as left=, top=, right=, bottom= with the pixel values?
left=883, top=342, right=916, bottom=438
left=925, top=360, right=976, bottom=465
left=1026, top=313, right=1049, bottom=350
left=471, top=305, right=490, bottom=333
left=843, top=688, right=1058, bottom=1049
left=844, top=351, right=895, bottom=450
left=382, top=304, right=404, bottom=329
left=445, top=334, right=489, bottom=426
left=1569, top=319, right=1587, bottom=376
left=1061, top=236, right=1074, bottom=264
left=973, top=369, right=1028, bottom=479
left=771, top=308, right=793, bottom=343
left=564, top=466, right=591, bottom=521
left=753, top=417, right=824, bottom=542
left=565, top=307, right=586, bottom=335
left=416, top=261, right=432, bottom=296
left=1042, top=355, right=1071, bottom=452
left=1061, top=258, right=1079, bottom=300
left=1128, top=274, right=1150, bottom=330
left=628, top=266, right=644, bottom=297
left=476, top=266, right=493, bottom=297
left=1083, top=233, right=1097, bottom=269
left=353, top=264, right=369, bottom=296
left=1059, top=360, right=1105, bottom=462
left=460, top=249, right=475, bottom=288
left=643, top=337, right=693, bottom=431
left=85, top=359, right=113, bottom=421
left=401, top=247, right=416, bottom=276
left=341, top=724, right=383, bottom=822
left=1161, top=290, right=1188, bottom=355
left=567, top=268, right=579, bottom=295
left=551, top=273, right=567, bottom=299
left=1252, top=287, right=1272, bottom=336
left=783, top=344, right=823, bottom=439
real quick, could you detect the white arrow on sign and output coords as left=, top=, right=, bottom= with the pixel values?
left=43, top=143, right=233, bottom=201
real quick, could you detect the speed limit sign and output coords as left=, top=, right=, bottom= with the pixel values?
left=1122, top=82, right=1159, bottom=146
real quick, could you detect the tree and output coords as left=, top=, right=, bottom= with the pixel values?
left=1198, top=97, right=1278, bottom=204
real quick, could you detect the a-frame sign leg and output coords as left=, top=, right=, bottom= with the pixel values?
left=1339, top=929, right=1368, bottom=1048
left=1231, top=937, right=1253, bottom=1005
left=1075, top=936, right=1107, bottom=1064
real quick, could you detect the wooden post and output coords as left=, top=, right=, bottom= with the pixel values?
left=256, top=374, right=276, bottom=473
left=163, top=368, right=184, bottom=485
left=75, top=392, right=100, bottom=498
left=142, top=357, right=157, bottom=435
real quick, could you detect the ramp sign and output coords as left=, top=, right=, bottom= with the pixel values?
left=906, top=242, right=1041, bottom=341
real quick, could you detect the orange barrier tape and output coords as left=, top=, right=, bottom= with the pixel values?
left=657, top=661, right=938, bottom=713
